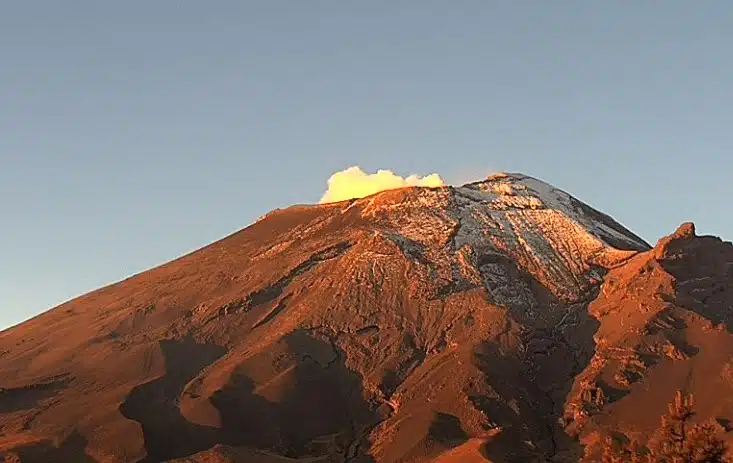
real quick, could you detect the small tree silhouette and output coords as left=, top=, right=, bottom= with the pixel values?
left=601, top=391, right=730, bottom=463
left=648, top=391, right=729, bottom=462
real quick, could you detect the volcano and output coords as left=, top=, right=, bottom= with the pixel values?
left=1, top=173, right=732, bottom=462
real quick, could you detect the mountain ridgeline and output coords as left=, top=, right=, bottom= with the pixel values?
left=1, top=173, right=731, bottom=462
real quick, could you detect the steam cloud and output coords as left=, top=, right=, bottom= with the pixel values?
left=320, top=166, right=445, bottom=204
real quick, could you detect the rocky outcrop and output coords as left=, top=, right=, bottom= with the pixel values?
left=565, top=222, right=733, bottom=461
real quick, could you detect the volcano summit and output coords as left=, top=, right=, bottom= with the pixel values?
left=1, top=173, right=731, bottom=462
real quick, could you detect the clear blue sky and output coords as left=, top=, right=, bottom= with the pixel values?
left=2, top=2, right=731, bottom=330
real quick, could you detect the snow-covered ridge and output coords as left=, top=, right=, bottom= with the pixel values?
left=457, top=173, right=650, bottom=251
left=353, top=172, right=650, bottom=303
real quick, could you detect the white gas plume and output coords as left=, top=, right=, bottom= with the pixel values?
left=319, top=166, right=445, bottom=204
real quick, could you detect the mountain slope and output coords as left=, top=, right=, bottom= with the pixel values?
left=565, top=222, right=733, bottom=460
left=0, top=173, right=729, bottom=463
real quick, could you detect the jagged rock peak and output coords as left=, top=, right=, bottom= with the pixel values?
left=672, top=221, right=697, bottom=239
left=654, top=221, right=698, bottom=260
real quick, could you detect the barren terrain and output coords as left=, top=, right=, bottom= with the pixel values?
left=1, top=174, right=730, bottom=462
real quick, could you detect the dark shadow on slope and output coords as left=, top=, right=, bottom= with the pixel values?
left=716, top=418, right=733, bottom=432
left=211, top=329, right=379, bottom=461
left=252, top=295, right=292, bottom=329
left=565, top=195, right=651, bottom=251
left=473, top=342, right=552, bottom=462
left=473, top=256, right=601, bottom=462
left=657, top=236, right=733, bottom=332
left=378, top=333, right=426, bottom=398
left=596, top=380, right=632, bottom=406
left=10, top=430, right=97, bottom=463
left=0, top=375, right=71, bottom=414
left=119, top=338, right=226, bottom=462
left=427, top=413, right=469, bottom=447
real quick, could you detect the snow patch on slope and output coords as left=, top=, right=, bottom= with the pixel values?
left=354, top=172, right=649, bottom=302
left=511, top=174, right=649, bottom=250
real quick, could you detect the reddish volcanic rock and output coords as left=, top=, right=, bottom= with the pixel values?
left=0, top=174, right=730, bottom=463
